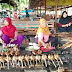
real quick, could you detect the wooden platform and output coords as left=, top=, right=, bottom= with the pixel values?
left=0, top=20, right=55, bottom=35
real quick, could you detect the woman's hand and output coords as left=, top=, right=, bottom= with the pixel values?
left=62, top=25, right=65, bottom=27
left=62, top=24, right=68, bottom=27
left=39, top=40, right=50, bottom=50
left=68, top=22, right=71, bottom=26
left=51, top=34, right=55, bottom=37
left=0, top=38, right=4, bottom=44
left=1, top=40, right=4, bottom=44
left=62, top=23, right=72, bottom=27
left=44, top=44, right=50, bottom=51
left=10, top=39, right=15, bottom=43
left=44, top=44, right=48, bottom=49
left=44, top=43, right=50, bottom=51
left=66, top=24, right=69, bottom=27
left=46, top=42, right=51, bottom=50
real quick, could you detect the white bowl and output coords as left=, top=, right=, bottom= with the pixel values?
left=25, top=46, right=40, bottom=51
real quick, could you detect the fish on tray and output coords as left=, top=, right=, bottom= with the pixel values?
left=59, top=42, right=72, bottom=49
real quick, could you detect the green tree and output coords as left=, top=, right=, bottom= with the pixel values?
left=1, top=3, right=13, bottom=10
left=15, top=0, right=29, bottom=10
left=1, top=0, right=29, bottom=11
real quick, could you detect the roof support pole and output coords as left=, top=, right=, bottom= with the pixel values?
left=37, top=7, right=38, bottom=15
left=53, top=8, right=54, bottom=18
left=61, top=6, right=62, bottom=14
left=55, top=0, right=58, bottom=28
left=67, top=7, right=68, bottom=13
left=40, top=6, right=41, bottom=17
left=45, top=0, right=46, bottom=19
left=19, top=0, right=20, bottom=17
left=9, top=0, right=11, bottom=18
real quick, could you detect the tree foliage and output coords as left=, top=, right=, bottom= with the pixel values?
left=1, top=0, right=29, bottom=10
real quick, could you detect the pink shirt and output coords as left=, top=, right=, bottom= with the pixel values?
left=35, top=32, right=51, bottom=42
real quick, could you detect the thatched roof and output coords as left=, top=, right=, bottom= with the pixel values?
left=0, top=0, right=17, bottom=7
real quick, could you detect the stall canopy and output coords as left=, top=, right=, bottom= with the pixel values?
left=29, top=0, right=72, bottom=9
left=0, top=0, right=17, bottom=7
left=46, top=0, right=72, bottom=6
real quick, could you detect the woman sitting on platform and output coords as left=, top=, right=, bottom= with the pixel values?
left=0, top=17, right=23, bottom=47
left=34, top=18, right=58, bottom=50
left=58, top=11, right=72, bottom=32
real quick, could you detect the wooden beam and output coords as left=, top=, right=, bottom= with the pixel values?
left=19, top=0, right=20, bottom=17
left=67, top=7, right=68, bottom=13
left=55, top=0, right=58, bottom=28
left=37, top=7, right=38, bottom=15
left=35, top=5, right=72, bottom=11
left=45, top=0, right=46, bottom=19
left=40, top=6, right=41, bottom=16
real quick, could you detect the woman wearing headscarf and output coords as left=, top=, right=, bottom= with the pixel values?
left=58, top=11, right=72, bottom=32
left=0, top=17, right=24, bottom=47
left=34, top=18, right=57, bottom=49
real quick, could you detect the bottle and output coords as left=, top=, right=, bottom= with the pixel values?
left=3, top=43, right=6, bottom=52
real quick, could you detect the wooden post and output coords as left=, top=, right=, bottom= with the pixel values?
left=67, top=8, right=68, bottom=13
left=37, top=7, right=38, bottom=15
left=53, top=8, right=54, bottom=18
left=9, top=0, right=11, bottom=18
left=55, top=0, right=58, bottom=28
left=19, top=0, right=20, bottom=17
left=61, top=6, right=62, bottom=13
left=40, top=6, right=41, bottom=17
left=45, top=0, right=46, bottom=19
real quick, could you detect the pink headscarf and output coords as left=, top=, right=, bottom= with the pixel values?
left=1, top=17, right=16, bottom=38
